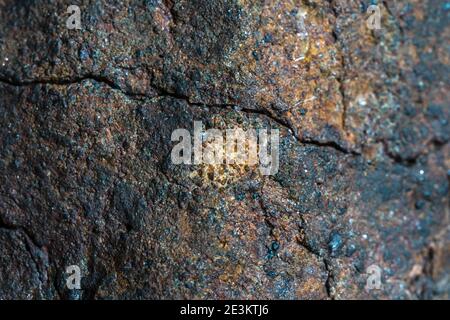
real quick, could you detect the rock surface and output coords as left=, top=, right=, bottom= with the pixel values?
left=0, top=0, right=448, bottom=299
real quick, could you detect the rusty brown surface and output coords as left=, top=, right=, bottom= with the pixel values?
left=0, top=0, right=448, bottom=299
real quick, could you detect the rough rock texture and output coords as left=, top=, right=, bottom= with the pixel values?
left=0, top=0, right=448, bottom=299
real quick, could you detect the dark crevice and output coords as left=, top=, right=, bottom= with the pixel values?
left=0, top=216, right=41, bottom=251
left=382, top=1, right=405, bottom=36
left=323, top=258, right=335, bottom=299
left=163, top=0, right=178, bottom=26
left=296, top=237, right=322, bottom=259
left=257, top=192, right=284, bottom=279
left=0, top=74, right=148, bottom=98
left=211, top=105, right=359, bottom=156
left=5, top=73, right=441, bottom=166
left=336, top=75, right=347, bottom=131
left=0, top=75, right=359, bottom=156
left=0, top=216, right=49, bottom=293
left=379, top=138, right=449, bottom=167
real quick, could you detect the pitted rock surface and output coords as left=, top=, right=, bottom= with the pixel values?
left=0, top=0, right=448, bottom=299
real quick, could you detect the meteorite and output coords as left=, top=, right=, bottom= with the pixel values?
left=0, top=0, right=448, bottom=301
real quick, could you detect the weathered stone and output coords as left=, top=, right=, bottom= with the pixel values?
left=0, top=0, right=448, bottom=299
